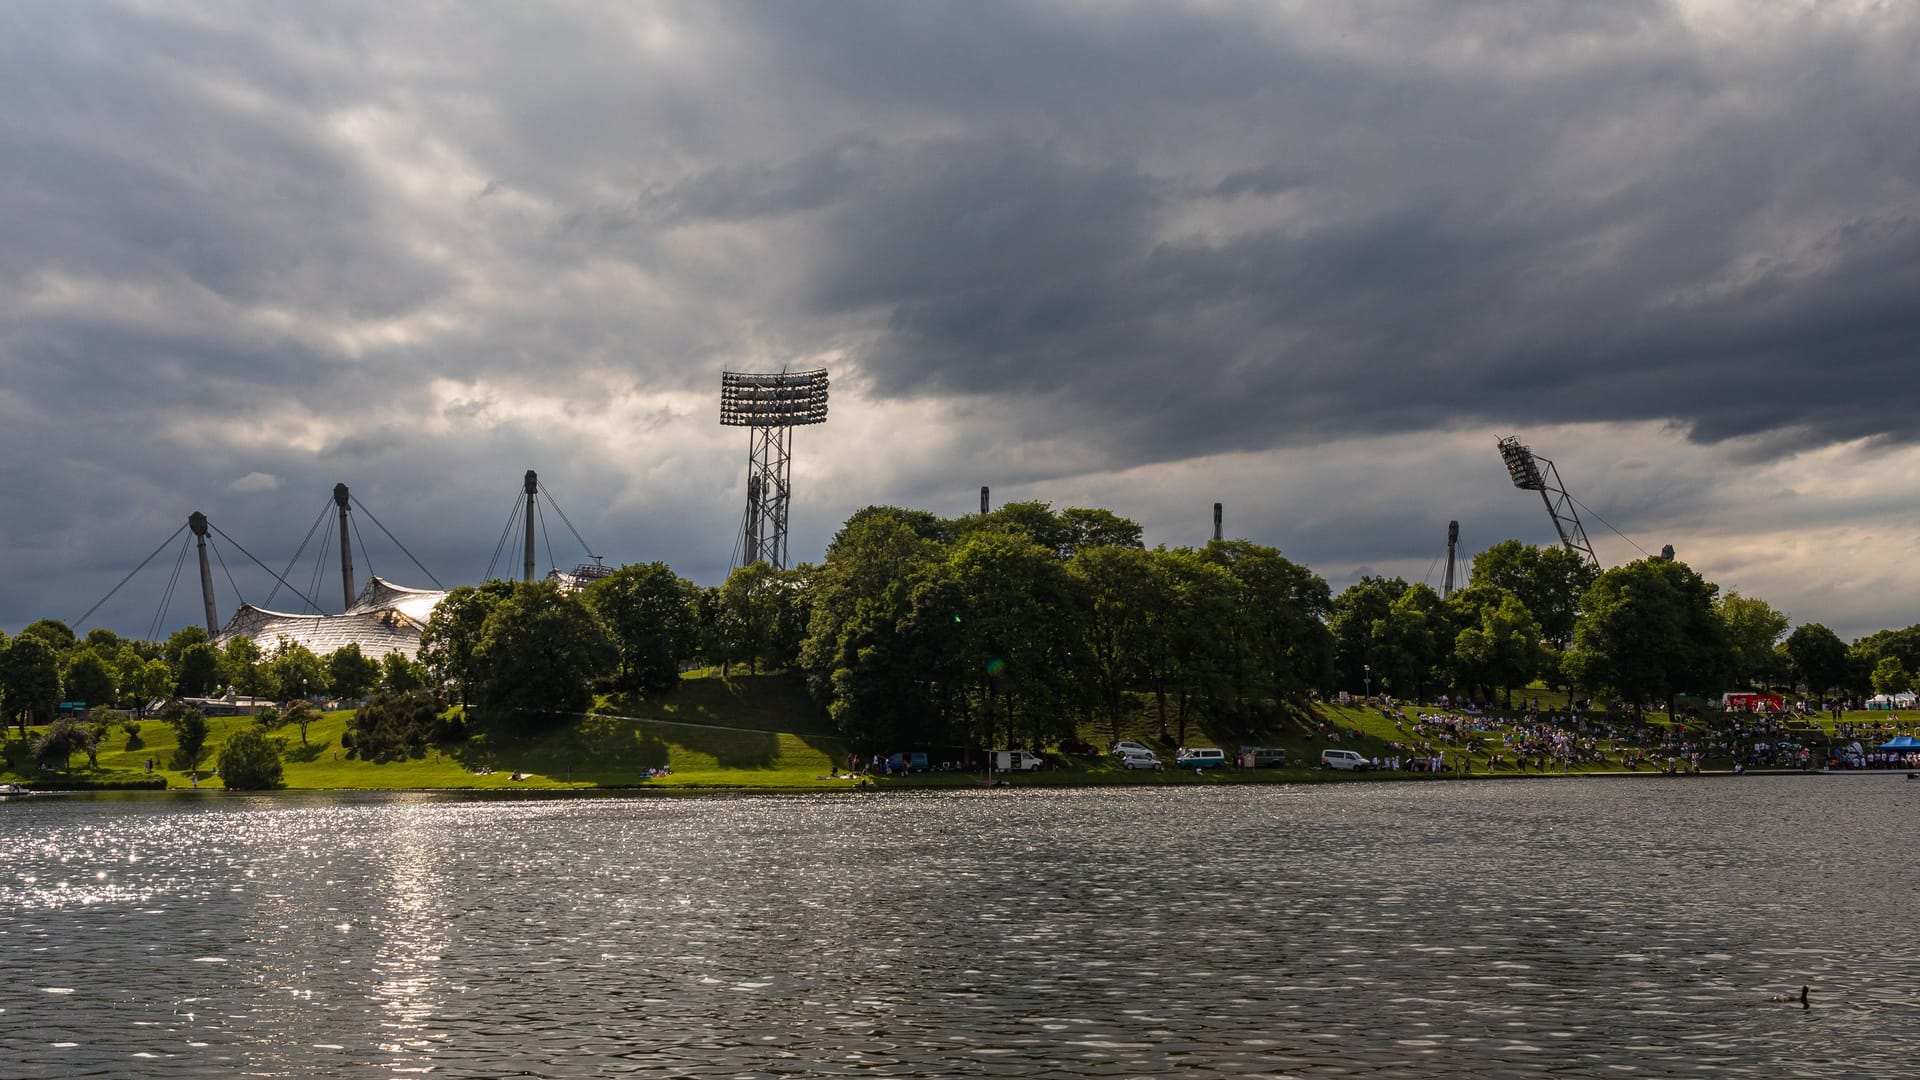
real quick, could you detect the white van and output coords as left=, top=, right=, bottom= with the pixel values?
left=990, top=750, right=1045, bottom=771
left=1320, top=749, right=1371, bottom=771
left=1175, top=747, right=1227, bottom=770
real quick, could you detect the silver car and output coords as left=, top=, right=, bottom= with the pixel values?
left=1118, top=750, right=1161, bottom=770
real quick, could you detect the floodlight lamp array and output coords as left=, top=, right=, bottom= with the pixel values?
left=1498, top=436, right=1545, bottom=491
left=720, top=369, right=830, bottom=427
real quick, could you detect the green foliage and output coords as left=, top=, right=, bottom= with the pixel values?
left=325, top=643, right=381, bottom=700
left=379, top=651, right=427, bottom=694
left=346, top=692, right=458, bottom=761
left=1369, top=584, right=1445, bottom=700
left=1784, top=623, right=1848, bottom=696
left=1, top=634, right=62, bottom=733
left=130, top=658, right=174, bottom=717
left=175, top=642, right=223, bottom=698
left=20, top=619, right=77, bottom=652
left=264, top=642, right=326, bottom=702
left=472, top=581, right=612, bottom=725
left=587, top=562, right=700, bottom=692
left=169, top=707, right=210, bottom=771
left=1327, top=576, right=1408, bottom=692
left=419, top=580, right=515, bottom=704
left=1467, top=541, right=1598, bottom=650
left=1717, top=592, right=1791, bottom=689
left=61, top=647, right=117, bottom=710
left=1870, top=656, right=1910, bottom=696
left=1564, top=558, right=1730, bottom=714
left=163, top=626, right=211, bottom=667
left=281, top=700, right=316, bottom=745
left=33, top=717, right=95, bottom=771
left=216, top=729, right=284, bottom=789
left=223, top=638, right=267, bottom=699
left=1454, top=593, right=1546, bottom=708
left=1201, top=539, right=1334, bottom=707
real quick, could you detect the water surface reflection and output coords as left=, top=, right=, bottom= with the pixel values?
left=1, top=779, right=1914, bottom=1077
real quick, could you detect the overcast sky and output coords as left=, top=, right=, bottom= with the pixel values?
left=4, top=1, right=1918, bottom=642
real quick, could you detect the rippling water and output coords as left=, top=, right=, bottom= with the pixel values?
left=1, top=777, right=1916, bottom=1078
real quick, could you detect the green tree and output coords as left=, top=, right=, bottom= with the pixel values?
left=1467, top=541, right=1598, bottom=651
left=1369, top=584, right=1445, bottom=702
left=1070, top=545, right=1158, bottom=744
left=717, top=562, right=784, bottom=676
left=1136, top=548, right=1237, bottom=746
left=1564, top=558, right=1730, bottom=716
left=800, top=507, right=962, bottom=751
left=1870, top=656, right=1910, bottom=696
left=223, top=638, right=268, bottom=702
left=217, top=729, right=284, bottom=789
left=419, top=581, right=515, bottom=707
left=61, top=647, right=117, bottom=710
left=379, top=652, right=427, bottom=694
left=20, top=618, right=77, bottom=654
left=472, top=581, right=613, bottom=725
left=325, top=644, right=381, bottom=700
left=1058, top=507, right=1145, bottom=555
left=130, top=658, right=174, bottom=718
left=1784, top=623, right=1848, bottom=698
left=2, top=634, right=62, bottom=735
left=346, top=692, right=452, bottom=761
left=1201, top=539, right=1334, bottom=708
left=1851, top=625, right=1920, bottom=676
left=170, top=707, right=210, bottom=772
left=586, top=562, right=700, bottom=692
left=960, top=500, right=1075, bottom=558
left=175, top=642, right=223, bottom=698
left=1718, top=592, right=1791, bottom=689
left=1327, top=576, right=1408, bottom=694
left=163, top=626, right=211, bottom=668
left=33, top=717, right=95, bottom=772
left=946, top=530, right=1091, bottom=750
left=1454, top=593, right=1546, bottom=709
left=264, top=642, right=326, bottom=702
left=280, top=700, right=317, bottom=746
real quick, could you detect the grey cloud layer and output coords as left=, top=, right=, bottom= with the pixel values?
left=3, top=1, right=1917, bottom=633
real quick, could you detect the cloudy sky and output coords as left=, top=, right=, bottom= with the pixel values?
left=4, top=1, right=1918, bottom=642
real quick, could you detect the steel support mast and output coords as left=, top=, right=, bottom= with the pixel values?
left=188, top=511, right=219, bottom=636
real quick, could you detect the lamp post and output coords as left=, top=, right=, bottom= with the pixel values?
left=1364, top=664, right=1371, bottom=704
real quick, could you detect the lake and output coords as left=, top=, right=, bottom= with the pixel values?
left=2, top=776, right=1916, bottom=1077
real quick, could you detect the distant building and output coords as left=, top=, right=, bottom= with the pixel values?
left=217, top=576, right=449, bottom=662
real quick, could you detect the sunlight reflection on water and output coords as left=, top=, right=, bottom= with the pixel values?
left=0, top=779, right=1916, bottom=1077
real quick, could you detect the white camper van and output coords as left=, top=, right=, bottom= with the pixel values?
left=990, top=750, right=1045, bottom=771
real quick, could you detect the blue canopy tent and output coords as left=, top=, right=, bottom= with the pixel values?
left=1876, top=735, right=1920, bottom=752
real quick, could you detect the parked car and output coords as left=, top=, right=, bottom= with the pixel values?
left=1118, top=750, right=1161, bottom=770
left=1320, top=748, right=1371, bottom=771
left=1175, top=747, right=1227, bottom=769
left=1112, top=740, right=1152, bottom=756
left=1060, top=739, right=1099, bottom=755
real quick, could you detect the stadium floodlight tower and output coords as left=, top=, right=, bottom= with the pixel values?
left=721, top=368, right=829, bottom=570
left=1497, top=435, right=1598, bottom=567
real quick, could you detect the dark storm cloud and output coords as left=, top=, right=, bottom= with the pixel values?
left=5, top=0, right=1920, bottom=635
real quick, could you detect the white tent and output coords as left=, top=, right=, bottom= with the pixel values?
left=1895, top=690, right=1918, bottom=707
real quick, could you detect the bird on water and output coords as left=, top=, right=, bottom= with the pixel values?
left=1767, top=986, right=1810, bottom=1008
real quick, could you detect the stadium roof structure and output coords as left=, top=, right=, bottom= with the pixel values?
left=217, top=576, right=449, bottom=662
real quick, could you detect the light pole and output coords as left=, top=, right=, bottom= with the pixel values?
left=1364, top=664, right=1371, bottom=704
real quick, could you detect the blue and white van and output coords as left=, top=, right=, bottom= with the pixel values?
left=1174, top=747, right=1227, bottom=769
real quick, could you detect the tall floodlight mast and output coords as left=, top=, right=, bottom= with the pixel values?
left=721, top=369, right=829, bottom=570
left=1496, top=435, right=1598, bottom=567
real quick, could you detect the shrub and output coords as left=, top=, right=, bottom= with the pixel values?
left=217, top=729, right=284, bottom=790
left=346, top=692, right=453, bottom=762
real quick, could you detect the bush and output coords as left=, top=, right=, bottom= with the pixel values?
left=170, top=708, right=210, bottom=771
left=217, top=729, right=284, bottom=790
left=347, top=692, right=454, bottom=762
left=254, top=704, right=282, bottom=729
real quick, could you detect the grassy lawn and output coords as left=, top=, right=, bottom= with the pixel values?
left=3, top=672, right=1908, bottom=793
